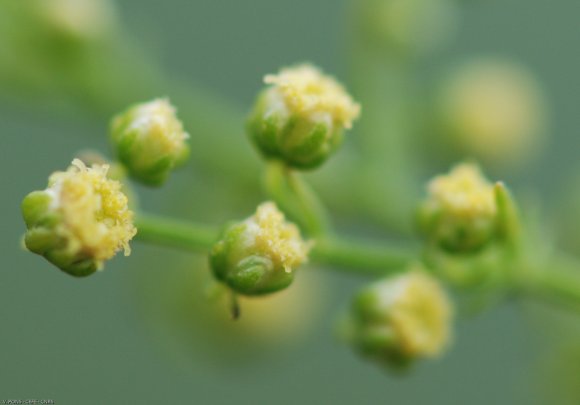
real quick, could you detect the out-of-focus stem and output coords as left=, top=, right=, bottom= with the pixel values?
left=518, top=255, right=580, bottom=313
left=346, top=10, right=421, bottom=234
left=264, top=160, right=330, bottom=237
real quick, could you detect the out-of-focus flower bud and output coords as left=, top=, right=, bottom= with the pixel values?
left=110, top=99, right=190, bottom=186
left=343, top=269, right=453, bottom=368
left=37, top=0, right=118, bottom=42
left=438, top=58, right=546, bottom=166
left=247, top=64, right=360, bottom=170
left=0, top=1, right=125, bottom=106
left=22, top=159, right=137, bottom=277
left=418, top=163, right=497, bottom=253
left=210, top=202, right=311, bottom=295
left=356, top=0, right=458, bottom=54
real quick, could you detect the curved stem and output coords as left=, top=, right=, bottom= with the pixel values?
left=264, top=160, right=330, bottom=237
left=519, top=255, right=580, bottom=312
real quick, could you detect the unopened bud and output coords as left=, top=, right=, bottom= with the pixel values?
left=210, top=202, right=311, bottom=295
left=419, top=163, right=498, bottom=253
left=22, top=159, right=136, bottom=277
left=357, top=0, right=458, bottom=54
left=247, top=64, right=360, bottom=169
left=439, top=58, right=546, bottom=165
left=110, top=98, right=190, bottom=186
left=38, top=0, right=118, bottom=42
left=344, top=270, right=453, bottom=368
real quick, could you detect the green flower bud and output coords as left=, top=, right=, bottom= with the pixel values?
left=210, top=202, right=311, bottom=296
left=36, top=0, right=118, bottom=42
left=343, top=270, right=453, bottom=369
left=356, top=0, right=458, bottom=54
left=418, top=163, right=498, bottom=253
left=247, top=64, right=360, bottom=170
left=110, top=98, right=190, bottom=186
left=0, top=0, right=118, bottom=95
left=22, top=159, right=137, bottom=277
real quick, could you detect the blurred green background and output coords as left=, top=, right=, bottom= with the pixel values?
left=2, top=0, right=580, bottom=403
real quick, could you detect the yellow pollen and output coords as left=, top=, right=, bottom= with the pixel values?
left=244, top=202, right=310, bottom=272
left=427, top=163, right=496, bottom=219
left=127, top=98, right=189, bottom=157
left=47, top=159, right=136, bottom=267
left=378, top=271, right=452, bottom=357
left=264, top=64, right=361, bottom=129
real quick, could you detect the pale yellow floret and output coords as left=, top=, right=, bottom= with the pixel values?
left=243, top=202, right=310, bottom=273
left=128, top=98, right=189, bottom=158
left=38, top=0, right=117, bottom=40
left=47, top=159, right=136, bottom=267
left=428, top=163, right=496, bottom=219
left=264, top=64, right=361, bottom=129
left=376, top=271, right=452, bottom=357
left=442, top=60, right=544, bottom=161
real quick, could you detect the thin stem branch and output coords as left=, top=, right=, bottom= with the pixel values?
left=519, top=255, right=580, bottom=312
left=135, top=213, right=219, bottom=253
left=264, top=160, right=330, bottom=237
left=134, top=212, right=415, bottom=275
left=311, top=237, right=417, bottom=276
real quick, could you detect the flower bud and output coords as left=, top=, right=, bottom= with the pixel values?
left=356, top=0, right=458, bottom=54
left=22, top=159, right=137, bottom=277
left=418, top=163, right=498, bottom=253
left=438, top=58, right=546, bottom=166
left=110, top=98, right=190, bottom=186
left=247, top=64, right=360, bottom=170
left=209, top=202, right=311, bottom=295
left=37, top=0, right=118, bottom=42
left=344, top=270, right=452, bottom=368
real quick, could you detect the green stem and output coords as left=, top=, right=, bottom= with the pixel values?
left=264, top=160, right=330, bottom=237
left=135, top=213, right=219, bottom=253
left=134, top=212, right=415, bottom=275
left=519, top=255, right=580, bottom=312
left=312, top=237, right=417, bottom=276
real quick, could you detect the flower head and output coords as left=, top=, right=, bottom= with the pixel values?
left=419, top=163, right=497, bottom=252
left=428, top=163, right=496, bottom=220
left=247, top=64, right=360, bottom=169
left=39, top=0, right=117, bottom=41
left=264, top=64, right=361, bottom=130
left=110, top=98, right=190, bottom=186
left=243, top=202, right=308, bottom=272
left=358, top=0, right=458, bottom=54
left=22, top=159, right=136, bottom=276
left=210, top=202, right=310, bottom=295
left=440, top=59, right=545, bottom=165
left=345, top=270, right=453, bottom=368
